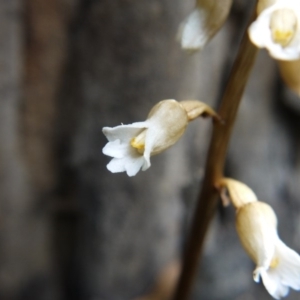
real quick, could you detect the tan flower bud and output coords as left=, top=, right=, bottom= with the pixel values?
left=236, top=201, right=277, bottom=266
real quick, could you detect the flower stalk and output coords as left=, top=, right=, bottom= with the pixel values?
left=172, top=8, right=258, bottom=300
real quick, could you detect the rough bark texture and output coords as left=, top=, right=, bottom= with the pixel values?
left=0, top=0, right=299, bottom=299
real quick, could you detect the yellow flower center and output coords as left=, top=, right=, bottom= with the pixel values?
left=270, top=9, right=297, bottom=47
left=130, top=130, right=147, bottom=154
left=130, top=137, right=145, bottom=153
left=272, top=30, right=294, bottom=45
left=269, top=257, right=279, bottom=269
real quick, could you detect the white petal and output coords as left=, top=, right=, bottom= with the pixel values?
left=106, top=158, right=126, bottom=173
left=178, top=9, right=207, bottom=50
left=142, top=128, right=156, bottom=171
left=103, top=122, right=148, bottom=143
left=248, top=11, right=272, bottom=48
left=102, top=140, right=129, bottom=158
left=274, top=239, right=300, bottom=290
left=106, top=155, right=145, bottom=177
left=124, top=155, right=146, bottom=177
left=141, top=152, right=151, bottom=171
left=260, top=268, right=289, bottom=299
left=257, top=238, right=300, bottom=299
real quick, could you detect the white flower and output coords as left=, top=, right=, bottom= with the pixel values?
left=102, top=100, right=188, bottom=176
left=236, top=201, right=300, bottom=299
left=249, top=0, right=300, bottom=60
left=177, top=0, right=232, bottom=51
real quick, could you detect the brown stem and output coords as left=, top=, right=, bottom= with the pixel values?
left=172, top=9, right=258, bottom=300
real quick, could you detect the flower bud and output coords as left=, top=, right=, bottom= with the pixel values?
left=236, top=202, right=277, bottom=267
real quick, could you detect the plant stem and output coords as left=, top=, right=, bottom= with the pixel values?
left=172, top=9, right=258, bottom=300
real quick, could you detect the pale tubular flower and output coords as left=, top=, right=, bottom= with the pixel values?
left=218, top=178, right=257, bottom=208
left=236, top=201, right=300, bottom=299
left=249, top=0, right=300, bottom=60
left=177, top=0, right=232, bottom=51
left=102, top=99, right=218, bottom=176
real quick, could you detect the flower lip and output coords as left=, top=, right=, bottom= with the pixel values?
left=102, top=123, right=149, bottom=176
left=270, top=8, right=297, bottom=47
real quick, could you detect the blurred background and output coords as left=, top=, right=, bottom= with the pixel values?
left=1, top=0, right=300, bottom=299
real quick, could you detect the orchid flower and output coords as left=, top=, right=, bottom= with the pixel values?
left=102, top=99, right=218, bottom=176
left=249, top=0, right=300, bottom=60
left=236, top=201, right=300, bottom=299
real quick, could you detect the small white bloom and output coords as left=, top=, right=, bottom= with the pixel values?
left=236, top=201, right=300, bottom=299
left=102, top=100, right=188, bottom=176
left=177, top=0, right=232, bottom=51
left=249, top=0, right=300, bottom=60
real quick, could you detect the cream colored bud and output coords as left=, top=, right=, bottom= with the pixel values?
left=236, top=201, right=277, bottom=266
left=134, top=99, right=188, bottom=156
left=218, top=178, right=257, bottom=209
left=178, top=0, right=232, bottom=51
left=278, top=58, right=300, bottom=95
left=270, top=9, right=297, bottom=47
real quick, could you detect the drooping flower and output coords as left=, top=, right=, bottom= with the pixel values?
left=249, top=0, right=300, bottom=60
left=102, top=99, right=218, bottom=176
left=177, top=0, right=232, bottom=51
left=236, top=201, right=300, bottom=299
